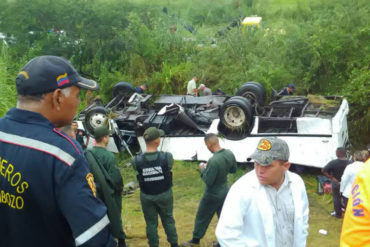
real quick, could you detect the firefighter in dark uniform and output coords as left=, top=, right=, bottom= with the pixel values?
left=132, top=127, right=179, bottom=247
left=85, top=126, right=127, bottom=247
left=0, top=56, right=116, bottom=247
left=182, top=133, right=237, bottom=246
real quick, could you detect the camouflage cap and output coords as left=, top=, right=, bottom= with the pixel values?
left=143, top=127, right=164, bottom=142
left=249, top=137, right=290, bottom=166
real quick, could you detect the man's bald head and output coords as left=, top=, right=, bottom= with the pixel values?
left=204, top=133, right=221, bottom=153
left=204, top=133, right=219, bottom=145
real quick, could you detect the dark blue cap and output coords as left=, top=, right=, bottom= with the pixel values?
left=288, top=83, right=296, bottom=90
left=16, top=55, right=99, bottom=95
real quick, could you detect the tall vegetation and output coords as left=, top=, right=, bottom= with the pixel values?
left=0, top=0, right=368, bottom=146
left=0, top=45, right=18, bottom=116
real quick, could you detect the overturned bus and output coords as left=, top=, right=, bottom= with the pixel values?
left=78, top=81, right=349, bottom=168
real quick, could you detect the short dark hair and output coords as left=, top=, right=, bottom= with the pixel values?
left=336, top=147, right=346, bottom=158
left=95, top=136, right=105, bottom=143
left=144, top=138, right=156, bottom=145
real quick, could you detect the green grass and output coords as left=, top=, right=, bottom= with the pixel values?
left=301, top=172, right=342, bottom=247
left=119, top=160, right=342, bottom=246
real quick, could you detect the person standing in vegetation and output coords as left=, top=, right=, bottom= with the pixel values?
left=187, top=76, right=199, bottom=96
left=322, top=147, right=350, bottom=218
left=182, top=133, right=237, bottom=247
left=216, top=137, right=309, bottom=247
left=132, top=127, right=179, bottom=247
left=0, top=55, right=116, bottom=247
left=85, top=126, right=127, bottom=247
left=340, top=150, right=369, bottom=210
left=340, top=158, right=370, bottom=247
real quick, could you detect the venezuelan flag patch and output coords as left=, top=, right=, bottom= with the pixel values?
left=57, top=72, right=70, bottom=87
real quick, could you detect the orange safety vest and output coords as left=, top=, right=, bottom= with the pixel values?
left=340, top=159, right=370, bottom=247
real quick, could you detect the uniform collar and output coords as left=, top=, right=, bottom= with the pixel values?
left=214, top=148, right=224, bottom=154
left=5, top=107, right=55, bottom=128
left=93, top=146, right=107, bottom=150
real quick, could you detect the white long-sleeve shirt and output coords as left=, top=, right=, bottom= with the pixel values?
left=216, top=170, right=309, bottom=247
left=340, top=161, right=364, bottom=198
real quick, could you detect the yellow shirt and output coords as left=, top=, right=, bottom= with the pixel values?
left=340, top=159, right=370, bottom=247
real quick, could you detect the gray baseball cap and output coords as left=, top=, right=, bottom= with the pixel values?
left=248, top=137, right=290, bottom=166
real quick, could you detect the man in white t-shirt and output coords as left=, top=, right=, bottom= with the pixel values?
left=187, top=76, right=199, bottom=96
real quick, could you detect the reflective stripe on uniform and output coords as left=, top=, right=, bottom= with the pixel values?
left=0, top=131, right=75, bottom=166
left=75, top=214, right=110, bottom=246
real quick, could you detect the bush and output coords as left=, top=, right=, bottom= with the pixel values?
left=0, top=0, right=368, bottom=147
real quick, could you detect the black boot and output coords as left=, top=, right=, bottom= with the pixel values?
left=171, top=243, right=179, bottom=247
left=118, top=238, right=127, bottom=247
left=180, top=238, right=200, bottom=246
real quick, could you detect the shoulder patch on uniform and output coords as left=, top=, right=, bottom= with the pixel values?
left=86, top=173, right=97, bottom=197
